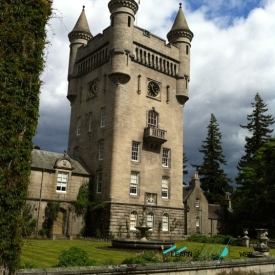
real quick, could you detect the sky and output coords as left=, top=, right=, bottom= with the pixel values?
left=33, top=0, right=275, bottom=184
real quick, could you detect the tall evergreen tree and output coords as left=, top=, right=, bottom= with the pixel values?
left=0, top=1, right=51, bottom=273
left=192, top=114, right=232, bottom=204
left=238, top=93, right=275, bottom=170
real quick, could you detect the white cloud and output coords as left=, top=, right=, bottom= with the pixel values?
left=34, top=0, right=275, bottom=181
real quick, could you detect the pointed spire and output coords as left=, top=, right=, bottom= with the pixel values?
left=167, top=3, right=193, bottom=43
left=68, top=6, right=93, bottom=42
left=170, top=3, right=190, bottom=32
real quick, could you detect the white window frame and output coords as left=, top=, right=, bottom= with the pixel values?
left=131, top=142, right=139, bottom=162
left=195, top=199, right=200, bottom=208
left=97, top=171, right=102, bottom=194
left=88, top=112, right=93, bottom=132
left=56, top=172, right=69, bottom=193
left=162, top=177, right=169, bottom=199
left=130, top=211, right=137, bottom=230
left=100, top=107, right=106, bottom=128
left=196, top=217, right=200, bottom=227
left=77, top=117, right=81, bottom=136
left=162, top=213, right=169, bottom=231
left=147, top=110, right=158, bottom=128
left=162, top=148, right=170, bottom=167
left=99, top=141, right=104, bottom=160
left=130, top=172, right=139, bottom=195
left=147, top=212, right=154, bottom=229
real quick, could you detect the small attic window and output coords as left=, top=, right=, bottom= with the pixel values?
left=195, top=199, right=199, bottom=208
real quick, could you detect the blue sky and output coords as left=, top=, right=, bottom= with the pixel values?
left=33, top=0, right=275, bottom=184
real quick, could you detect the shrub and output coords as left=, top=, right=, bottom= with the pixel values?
left=55, top=247, right=97, bottom=267
left=188, top=234, right=235, bottom=245
left=122, top=251, right=161, bottom=264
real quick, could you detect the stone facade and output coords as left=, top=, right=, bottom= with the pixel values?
left=183, top=172, right=233, bottom=236
left=27, top=149, right=90, bottom=238
left=66, top=0, right=193, bottom=239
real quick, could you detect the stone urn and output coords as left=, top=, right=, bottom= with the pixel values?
left=242, top=228, right=250, bottom=247
left=254, top=228, right=270, bottom=255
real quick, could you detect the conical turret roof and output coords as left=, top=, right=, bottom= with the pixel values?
left=69, top=6, right=92, bottom=41
left=170, top=4, right=190, bottom=32
left=167, top=4, right=193, bottom=43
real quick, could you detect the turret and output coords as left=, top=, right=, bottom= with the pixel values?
left=167, top=4, right=193, bottom=105
left=67, top=6, right=92, bottom=101
left=107, top=0, right=138, bottom=84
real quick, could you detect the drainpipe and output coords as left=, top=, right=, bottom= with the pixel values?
left=36, top=169, right=44, bottom=237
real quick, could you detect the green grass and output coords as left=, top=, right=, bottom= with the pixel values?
left=21, top=239, right=275, bottom=268
left=21, top=239, right=136, bottom=268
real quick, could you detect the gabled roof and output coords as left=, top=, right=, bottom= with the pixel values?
left=31, top=149, right=90, bottom=175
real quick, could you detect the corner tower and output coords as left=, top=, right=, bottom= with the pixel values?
left=108, top=0, right=138, bottom=84
left=167, top=4, right=193, bottom=105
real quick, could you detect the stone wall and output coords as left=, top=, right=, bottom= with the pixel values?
left=17, top=258, right=275, bottom=275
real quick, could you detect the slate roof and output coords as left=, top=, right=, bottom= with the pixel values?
left=31, top=149, right=90, bottom=175
left=183, top=185, right=194, bottom=202
left=208, top=204, right=221, bottom=220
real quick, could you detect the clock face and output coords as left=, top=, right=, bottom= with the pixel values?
left=89, top=81, right=98, bottom=97
left=147, top=81, right=160, bottom=97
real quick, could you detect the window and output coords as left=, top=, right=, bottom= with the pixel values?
left=131, top=142, right=139, bottom=161
left=195, top=199, right=200, bottom=208
left=162, top=177, right=169, bottom=198
left=99, top=141, right=104, bottom=160
left=147, top=212, right=154, bottom=229
left=162, top=148, right=170, bottom=167
left=196, top=217, right=200, bottom=227
left=130, top=172, right=139, bottom=195
left=186, top=45, right=189, bottom=55
left=162, top=213, right=169, bottom=231
left=100, top=107, right=106, bottom=128
left=56, top=172, right=68, bottom=192
left=147, top=110, right=158, bottom=128
left=130, top=211, right=137, bottom=230
left=88, top=112, right=93, bottom=132
left=97, top=171, right=102, bottom=193
left=77, top=117, right=81, bottom=136
left=128, top=16, right=131, bottom=27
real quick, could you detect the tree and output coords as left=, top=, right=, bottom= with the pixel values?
left=182, top=148, right=188, bottom=185
left=234, top=138, right=275, bottom=232
left=0, top=1, right=52, bottom=273
left=238, top=93, right=275, bottom=170
left=192, top=114, right=232, bottom=204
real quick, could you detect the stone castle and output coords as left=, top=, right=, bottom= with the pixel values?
left=66, top=0, right=193, bottom=239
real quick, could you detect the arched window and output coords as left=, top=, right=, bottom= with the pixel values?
left=162, top=213, right=169, bottom=231
left=147, top=212, right=154, bottom=229
left=130, top=211, right=138, bottom=230
left=147, top=110, right=158, bottom=128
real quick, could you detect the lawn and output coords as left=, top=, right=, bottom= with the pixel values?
left=21, top=239, right=275, bottom=268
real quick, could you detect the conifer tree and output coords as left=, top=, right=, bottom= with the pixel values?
left=238, top=93, right=275, bottom=170
left=182, top=147, right=188, bottom=185
left=0, top=1, right=51, bottom=273
left=192, top=114, right=232, bottom=204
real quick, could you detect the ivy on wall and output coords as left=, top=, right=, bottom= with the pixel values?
left=0, top=1, right=51, bottom=273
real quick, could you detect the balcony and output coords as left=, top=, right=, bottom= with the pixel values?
left=143, top=127, right=167, bottom=146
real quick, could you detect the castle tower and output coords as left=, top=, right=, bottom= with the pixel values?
left=67, top=6, right=92, bottom=101
left=66, top=1, right=193, bottom=239
left=167, top=4, right=193, bottom=105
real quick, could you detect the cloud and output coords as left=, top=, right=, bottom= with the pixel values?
left=34, top=0, right=275, bottom=184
